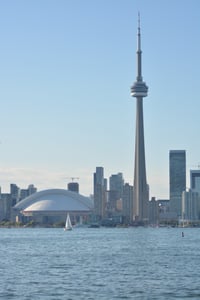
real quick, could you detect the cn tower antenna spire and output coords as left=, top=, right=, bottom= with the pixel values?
left=138, top=12, right=141, bottom=50
left=136, top=12, right=143, bottom=82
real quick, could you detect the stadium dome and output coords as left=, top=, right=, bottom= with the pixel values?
left=14, top=189, right=93, bottom=213
left=13, top=189, right=93, bottom=224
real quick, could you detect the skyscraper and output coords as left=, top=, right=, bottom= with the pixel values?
left=122, top=183, right=133, bottom=224
left=190, top=170, right=200, bottom=193
left=182, top=169, right=200, bottom=221
left=169, top=150, right=186, bottom=217
left=108, top=173, right=124, bottom=213
left=182, top=189, right=200, bottom=221
left=10, top=184, right=20, bottom=206
left=93, top=167, right=107, bottom=220
left=131, top=15, right=149, bottom=223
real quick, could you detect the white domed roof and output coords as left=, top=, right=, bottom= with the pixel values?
left=14, top=189, right=93, bottom=212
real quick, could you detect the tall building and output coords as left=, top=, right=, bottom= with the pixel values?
left=181, top=169, right=200, bottom=222
left=190, top=170, right=200, bottom=193
left=131, top=15, right=149, bottom=223
left=28, top=184, right=37, bottom=195
left=122, top=183, right=133, bottom=224
left=169, top=150, right=186, bottom=217
left=108, top=173, right=124, bottom=213
left=109, top=173, right=124, bottom=197
left=93, top=167, right=107, bottom=220
left=10, top=184, right=20, bottom=206
left=20, top=184, right=37, bottom=201
left=182, top=189, right=200, bottom=221
left=148, top=197, right=159, bottom=225
left=0, top=188, right=12, bottom=221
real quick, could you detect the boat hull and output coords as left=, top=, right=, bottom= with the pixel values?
left=64, top=227, right=72, bottom=231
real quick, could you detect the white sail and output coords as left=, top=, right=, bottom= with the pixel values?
left=64, top=213, right=72, bottom=231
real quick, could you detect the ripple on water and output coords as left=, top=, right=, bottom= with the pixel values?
left=1, top=227, right=200, bottom=299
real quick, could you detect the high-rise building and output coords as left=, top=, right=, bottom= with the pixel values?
left=20, top=184, right=37, bottom=201
left=20, top=189, right=29, bottom=200
left=182, top=189, right=200, bottom=221
left=10, top=184, right=20, bottom=206
left=93, top=167, right=107, bottom=220
left=190, top=170, right=200, bottom=193
left=131, top=15, right=149, bottom=224
left=122, top=183, right=133, bottom=224
left=169, top=150, right=186, bottom=217
left=109, top=173, right=124, bottom=197
left=28, top=184, right=37, bottom=195
left=108, top=173, right=124, bottom=212
left=148, top=197, right=159, bottom=225
left=181, top=169, right=200, bottom=222
left=0, top=188, right=12, bottom=221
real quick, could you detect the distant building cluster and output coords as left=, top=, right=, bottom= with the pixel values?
left=0, top=184, right=37, bottom=222
left=169, top=150, right=200, bottom=225
left=0, top=152, right=200, bottom=226
left=93, top=167, right=132, bottom=225
left=93, top=166, right=159, bottom=226
left=93, top=151, right=200, bottom=227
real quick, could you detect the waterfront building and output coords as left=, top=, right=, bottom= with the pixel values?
left=108, top=173, right=124, bottom=213
left=131, top=16, right=149, bottom=224
left=180, top=170, right=200, bottom=223
left=122, top=183, right=133, bottom=224
left=182, top=189, right=200, bottom=221
left=190, top=170, right=200, bottom=193
left=93, top=167, right=107, bottom=220
left=12, top=189, right=93, bottom=224
left=0, top=191, right=12, bottom=221
left=148, top=197, right=159, bottom=225
left=157, top=199, right=177, bottom=224
left=10, top=184, right=20, bottom=205
left=158, top=199, right=170, bottom=214
left=20, top=184, right=37, bottom=201
left=109, top=173, right=124, bottom=197
left=28, top=184, right=37, bottom=195
left=169, top=150, right=186, bottom=217
left=0, top=184, right=37, bottom=221
left=20, top=189, right=29, bottom=200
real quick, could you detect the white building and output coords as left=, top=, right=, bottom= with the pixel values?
left=13, top=189, right=93, bottom=224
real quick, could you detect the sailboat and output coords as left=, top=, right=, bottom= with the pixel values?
left=64, top=213, right=72, bottom=231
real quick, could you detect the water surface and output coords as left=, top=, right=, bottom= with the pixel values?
left=0, top=227, right=200, bottom=299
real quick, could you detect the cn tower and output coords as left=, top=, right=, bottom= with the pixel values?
left=131, top=15, right=149, bottom=224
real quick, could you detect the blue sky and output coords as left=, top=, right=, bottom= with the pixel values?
left=0, top=0, right=200, bottom=198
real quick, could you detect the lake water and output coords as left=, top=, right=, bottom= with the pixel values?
left=0, top=227, right=200, bottom=299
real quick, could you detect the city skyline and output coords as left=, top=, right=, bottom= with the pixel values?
left=0, top=1, right=200, bottom=198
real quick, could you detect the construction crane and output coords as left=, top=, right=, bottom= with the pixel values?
left=67, top=177, right=79, bottom=182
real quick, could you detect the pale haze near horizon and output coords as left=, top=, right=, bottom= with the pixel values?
left=0, top=0, right=199, bottom=199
